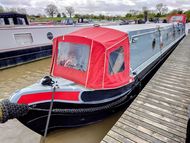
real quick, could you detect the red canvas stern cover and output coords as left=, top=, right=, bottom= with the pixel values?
left=167, top=14, right=186, bottom=24
left=51, top=27, right=131, bottom=89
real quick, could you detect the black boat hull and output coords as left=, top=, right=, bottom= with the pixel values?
left=18, top=92, right=136, bottom=135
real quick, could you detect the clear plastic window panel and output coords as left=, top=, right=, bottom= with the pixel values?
left=109, top=47, right=125, bottom=75
left=57, top=42, right=90, bottom=72
left=17, top=18, right=26, bottom=25
left=0, top=18, right=5, bottom=25
left=170, top=16, right=183, bottom=22
left=129, top=30, right=161, bottom=71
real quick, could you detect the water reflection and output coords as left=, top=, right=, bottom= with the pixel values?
left=0, top=59, right=50, bottom=99
left=42, top=111, right=123, bottom=143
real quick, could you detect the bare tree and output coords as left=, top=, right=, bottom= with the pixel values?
left=156, top=3, right=163, bottom=15
left=156, top=3, right=168, bottom=15
left=65, top=6, right=74, bottom=18
left=45, top=4, right=58, bottom=17
left=162, top=5, right=168, bottom=15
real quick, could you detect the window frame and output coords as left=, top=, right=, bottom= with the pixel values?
left=108, top=46, right=125, bottom=75
left=14, top=33, right=33, bottom=45
left=57, top=41, right=90, bottom=72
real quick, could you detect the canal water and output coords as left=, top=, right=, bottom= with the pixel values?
left=0, top=58, right=123, bottom=143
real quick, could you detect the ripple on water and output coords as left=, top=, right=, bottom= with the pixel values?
left=0, top=58, right=51, bottom=99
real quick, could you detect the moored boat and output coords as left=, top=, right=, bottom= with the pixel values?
left=0, top=12, right=88, bottom=69
left=0, top=14, right=186, bottom=135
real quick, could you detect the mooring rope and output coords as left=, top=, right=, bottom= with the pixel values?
left=0, top=99, right=29, bottom=123
left=41, top=76, right=58, bottom=143
left=42, top=85, right=57, bottom=143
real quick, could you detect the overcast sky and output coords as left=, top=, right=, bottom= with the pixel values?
left=0, top=0, right=190, bottom=15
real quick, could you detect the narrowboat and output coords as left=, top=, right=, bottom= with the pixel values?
left=0, top=14, right=186, bottom=135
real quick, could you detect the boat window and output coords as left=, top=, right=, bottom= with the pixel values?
left=170, top=16, right=183, bottom=22
left=8, top=18, right=14, bottom=25
left=109, top=47, right=125, bottom=75
left=152, top=39, right=156, bottom=49
left=57, top=42, right=90, bottom=72
left=14, top=33, right=33, bottom=45
left=0, top=18, right=5, bottom=25
left=17, top=17, right=26, bottom=25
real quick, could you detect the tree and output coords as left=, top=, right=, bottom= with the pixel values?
left=36, top=13, right=43, bottom=18
left=149, top=11, right=156, bottom=19
left=62, top=12, right=67, bottom=18
left=45, top=4, right=58, bottom=17
left=184, top=10, right=190, bottom=22
left=162, top=5, right=168, bottom=15
left=125, top=13, right=132, bottom=18
left=74, top=14, right=81, bottom=19
left=65, top=6, right=74, bottom=18
left=136, top=13, right=144, bottom=19
left=98, top=14, right=105, bottom=20
left=156, top=3, right=163, bottom=15
left=142, top=6, right=148, bottom=22
left=177, top=9, right=183, bottom=14
left=156, top=3, right=168, bottom=16
left=169, top=9, right=184, bottom=15
left=57, top=13, right=61, bottom=17
left=0, top=5, right=4, bottom=13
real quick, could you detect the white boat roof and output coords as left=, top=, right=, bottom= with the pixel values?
left=105, top=23, right=175, bottom=33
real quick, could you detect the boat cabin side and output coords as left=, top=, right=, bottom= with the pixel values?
left=129, top=22, right=185, bottom=76
left=109, top=14, right=186, bottom=77
left=50, top=27, right=133, bottom=90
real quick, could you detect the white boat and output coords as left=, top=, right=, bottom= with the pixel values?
left=0, top=13, right=85, bottom=69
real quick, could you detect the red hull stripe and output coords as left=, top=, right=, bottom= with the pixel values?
left=18, top=92, right=80, bottom=104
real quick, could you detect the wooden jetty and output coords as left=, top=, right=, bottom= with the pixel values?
left=101, top=34, right=190, bottom=143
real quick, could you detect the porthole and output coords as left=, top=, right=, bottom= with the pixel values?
left=166, top=33, right=169, bottom=40
left=173, top=30, right=175, bottom=38
left=152, top=39, right=156, bottom=49
left=178, top=28, right=180, bottom=34
left=47, top=32, right=54, bottom=40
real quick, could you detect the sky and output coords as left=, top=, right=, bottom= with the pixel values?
left=0, top=0, right=190, bottom=16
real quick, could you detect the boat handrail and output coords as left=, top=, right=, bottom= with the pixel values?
left=130, top=26, right=180, bottom=43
